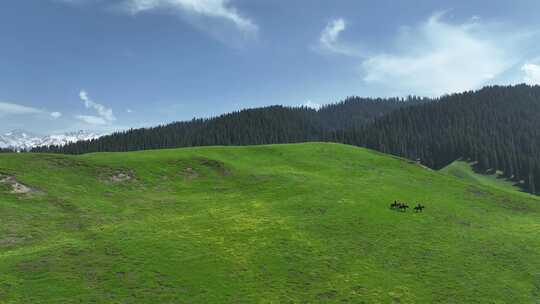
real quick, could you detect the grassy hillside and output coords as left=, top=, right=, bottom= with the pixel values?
left=1, top=143, right=540, bottom=303
left=441, top=161, right=525, bottom=195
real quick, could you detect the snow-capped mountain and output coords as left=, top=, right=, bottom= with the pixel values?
left=0, top=130, right=104, bottom=151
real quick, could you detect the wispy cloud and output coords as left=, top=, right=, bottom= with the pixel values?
left=55, top=0, right=257, bottom=45
left=522, top=63, right=540, bottom=85
left=318, top=12, right=538, bottom=96
left=361, top=12, right=527, bottom=96
left=0, top=102, right=44, bottom=115
left=124, top=0, right=257, bottom=34
left=76, top=90, right=116, bottom=125
left=50, top=112, right=63, bottom=119
left=75, top=114, right=108, bottom=125
left=0, top=102, right=62, bottom=119
left=318, top=18, right=353, bottom=55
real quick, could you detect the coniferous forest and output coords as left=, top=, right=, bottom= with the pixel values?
left=340, top=85, right=540, bottom=194
left=33, top=97, right=415, bottom=153
left=33, top=85, right=540, bottom=194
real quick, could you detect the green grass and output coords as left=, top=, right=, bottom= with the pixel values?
left=441, top=160, right=527, bottom=195
left=0, top=143, right=539, bottom=303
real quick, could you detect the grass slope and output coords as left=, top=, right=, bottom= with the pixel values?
left=441, top=161, right=526, bottom=195
left=0, top=143, right=539, bottom=303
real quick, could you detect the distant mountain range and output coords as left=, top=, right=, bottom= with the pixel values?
left=0, top=130, right=104, bottom=151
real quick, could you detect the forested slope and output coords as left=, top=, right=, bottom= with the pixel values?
left=33, top=85, right=540, bottom=194
left=31, top=97, right=413, bottom=154
left=341, top=85, right=540, bottom=194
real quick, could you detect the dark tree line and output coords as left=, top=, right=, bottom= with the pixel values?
left=32, top=85, right=540, bottom=194
left=337, top=85, right=540, bottom=194
left=32, top=97, right=412, bottom=154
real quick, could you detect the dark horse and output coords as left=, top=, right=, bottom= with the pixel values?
left=399, top=204, right=409, bottom=212
left=390, top=201, right=400, bottom=209
left=414, top=204, right=425, bottom=212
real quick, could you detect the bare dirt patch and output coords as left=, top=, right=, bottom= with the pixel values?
left=182, top=167, right=200, bottom=181
left=94, top=166, right=137, bottom=184
left=0, top=175, right=38, bottom=194
left=197, top=158, right=232, bottom=176
left=110, top=171, right=135, bottom=183
left=172, top=157, right=231, bottom=181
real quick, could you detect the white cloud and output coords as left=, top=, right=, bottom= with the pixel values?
left=78, top=90, right=116, bottom=123
left=0, top=102, right=61, bottom=119
left=56, top=0, right=257, bottom=45
left=0, top=102, right=45, bottom=115
left=522, top=63, right=540, bottom=85
left=360, top=12, right=523, bottom=96
left=319, top=18, right=351, bottom=55
left=50, top=112, right=63, bottom=119
left=126, top=108, right=134, bottom=113
left=75, top=115, right=108, bottom=125
left=123, top=0, right=257, bottom=33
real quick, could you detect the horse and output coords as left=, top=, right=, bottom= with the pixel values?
left=399, top=204, right=409, bottom=212
left=414, top=204, right=425, bottom=212
left=390, top=201, right=400, bottom=209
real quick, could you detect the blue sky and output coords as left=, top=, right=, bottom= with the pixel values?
left=1, top=0, right=540, bottom=134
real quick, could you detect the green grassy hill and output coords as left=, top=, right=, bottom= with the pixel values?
left=441, top=160, right=526, bottom=195
left=1, top=143, right=539, bottom=303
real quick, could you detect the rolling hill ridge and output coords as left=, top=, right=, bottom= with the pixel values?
left=33, top=85, right=540, bottom=195
left=1, top=143, right=540, bottom=303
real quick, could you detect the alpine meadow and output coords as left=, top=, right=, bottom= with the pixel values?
left=3, top=1, right=540, bottom=303
left=2, top=143, right=540, bottom=303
